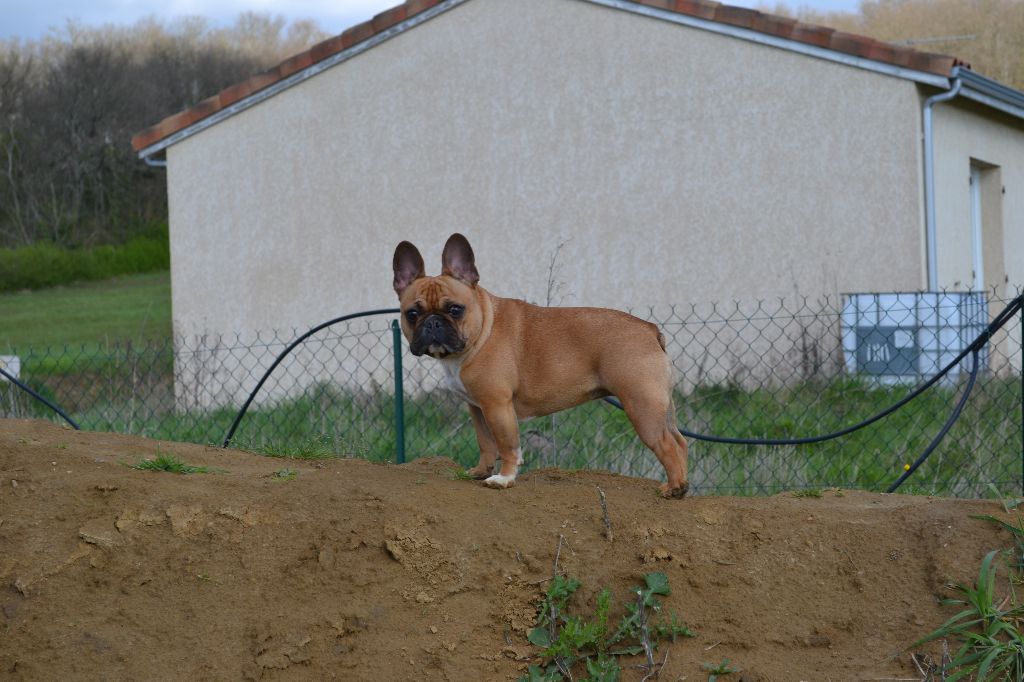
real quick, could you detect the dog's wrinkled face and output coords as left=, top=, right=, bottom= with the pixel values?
left=393, top=234, right=483, bottom=359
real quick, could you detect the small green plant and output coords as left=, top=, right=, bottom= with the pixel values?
left=129, top=452, right=210, bottom=474
left=271, top=468, right=297, bottom=481
left=973, top=485, right=1024, bottom=573
left=451, top=469, right=476, bottom=481
left=912, top=500, right=1024, bottom=680
left=911, top=550, right=1024, bottom=680
left=703, top=658, right=740, bottom=681
left=519, top=572, right=694, bottom=681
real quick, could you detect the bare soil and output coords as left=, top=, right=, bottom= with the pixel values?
left=0, top=418, right=1016, bottom=680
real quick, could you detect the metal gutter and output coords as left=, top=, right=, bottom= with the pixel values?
left=136, top=0, right=469, bottom=161
left=955, top=67, right=1024, bottom=120
left=922, top=77, right=963, bottom=292
left=584, top=0, right=951, bottom=88
left=955, top=67, right=1024, bottom=108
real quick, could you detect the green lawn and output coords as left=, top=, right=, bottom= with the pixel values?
left=0, top=271, right=171, bottom=352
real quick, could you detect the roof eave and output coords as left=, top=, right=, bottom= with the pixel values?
left=139, top=0, right=1009, bottom=160
left=590, top=0, right=952, bottom=87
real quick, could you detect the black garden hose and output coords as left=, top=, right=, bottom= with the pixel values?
left=603, top=295, right=1021, bottom=492
left=9, top=293, right=1020, bottom=496
left=0, top=365, right=81, bottom=430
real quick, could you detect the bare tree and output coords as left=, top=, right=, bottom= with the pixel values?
left=762, top=0, right=1024, bottom=89
left=0, top=14, right=327, bottom=248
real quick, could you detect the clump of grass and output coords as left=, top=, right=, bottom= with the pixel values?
left=249, top=435, right=342, bottom=460
left=912, top=493, right=1024, bottom=679
left=520, top=571, right=694, bottom=681
left=130, top=452, right=210, bottom=474
left=911, top=550, right=1024, bottom=679
left=451, top=468, right=476, bottom=481
left=791, top=487, right=846, bottom=499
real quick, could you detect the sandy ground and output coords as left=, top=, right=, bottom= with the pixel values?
left=0, top=418, right=1016, bottom=680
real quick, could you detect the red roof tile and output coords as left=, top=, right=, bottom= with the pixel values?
left=789, top=23, right=835, bottom=48
left=131, top=0, right=970, bottom=153
left=671, top=1, right=719, bottom=20
left=712, top=5, right=759, bottom=30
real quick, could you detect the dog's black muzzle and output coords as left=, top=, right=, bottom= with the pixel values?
left=410, top=314, right=464, bottom=358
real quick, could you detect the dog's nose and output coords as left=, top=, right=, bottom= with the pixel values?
left=423, top=315, right=444, bottom=332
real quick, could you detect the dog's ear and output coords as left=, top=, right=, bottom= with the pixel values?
left=441, top=233, right=479, bottom=287
left=393, top=241, right=425, bottom=296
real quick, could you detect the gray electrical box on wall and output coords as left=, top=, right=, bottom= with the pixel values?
left=841, top=292, right=988, bottom=384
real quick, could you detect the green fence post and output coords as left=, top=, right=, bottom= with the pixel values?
left=391, top=320, right=406, bottom=464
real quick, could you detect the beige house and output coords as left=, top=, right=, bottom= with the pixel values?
left=133, top=0, right=1024, bottom=404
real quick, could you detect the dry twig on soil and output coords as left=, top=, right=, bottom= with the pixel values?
left=596, top=486, right=613, bottom=542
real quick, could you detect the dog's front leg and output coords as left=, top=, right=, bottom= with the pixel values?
left=477, top=400, right=521, bottom=490
left=465, top=404, right=498, bottom=479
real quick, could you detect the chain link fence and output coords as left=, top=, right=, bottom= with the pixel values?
left=3, top=289, right=1021, bottom=497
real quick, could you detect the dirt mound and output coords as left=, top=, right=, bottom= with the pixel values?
left=0, top=418, right=1014, bottom=680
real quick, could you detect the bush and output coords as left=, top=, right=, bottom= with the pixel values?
left=0, top=227, right=169, bottom=292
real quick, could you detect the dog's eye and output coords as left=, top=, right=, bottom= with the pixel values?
left=448, top=305, right=464, bottom=319
left=405, top=309, right=419, bottom=324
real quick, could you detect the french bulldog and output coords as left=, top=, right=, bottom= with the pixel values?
left=392, top=233, right=688, bottom=497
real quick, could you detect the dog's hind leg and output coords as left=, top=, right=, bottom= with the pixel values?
left=620, top=390, right=689, bottom=498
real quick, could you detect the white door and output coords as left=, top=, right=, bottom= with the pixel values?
left=969, top=165, right=984, bottom=292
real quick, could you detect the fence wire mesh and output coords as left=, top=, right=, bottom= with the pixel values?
left=3, top=290, right=1021, bottom=497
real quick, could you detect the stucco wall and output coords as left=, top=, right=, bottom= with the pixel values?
left=167, top=0, right=929, bottom=343
left=931, top=99, right=1024, bottom=375
left=933, top=100, right=1024, bottom=294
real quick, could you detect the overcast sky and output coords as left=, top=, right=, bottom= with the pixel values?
left=0, top=0, right=862, bottom=42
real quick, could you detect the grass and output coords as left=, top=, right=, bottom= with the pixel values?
left=0, top=271, right=171, bottom=355
left=6, top=371, right=1020, bottom=497
left=129, top=452, right=211, bottom=474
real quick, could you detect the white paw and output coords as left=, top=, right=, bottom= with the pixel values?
left=483, top=474, right=516, bottom=489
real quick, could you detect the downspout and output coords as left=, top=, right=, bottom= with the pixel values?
left=144, top=156, right=167, bottom=168
left=923, top=76, right=962, bottom=291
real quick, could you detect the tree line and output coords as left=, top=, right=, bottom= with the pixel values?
left=1, top=2, right=1021, bottom=250
left=0, top=14, right=325, bottom=248
left=768, top=0, right=1024, bottom=89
